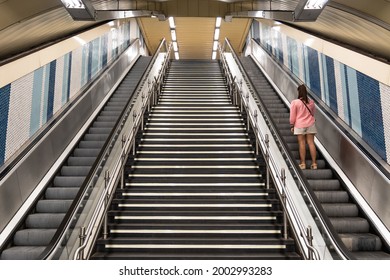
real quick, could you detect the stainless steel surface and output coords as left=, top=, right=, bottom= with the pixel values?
left=221, top=42, right=324, bottom=259
left=248, top=39, right=390, bottom=233
left=0, top=174, right=21, bottom=229
left=70, top=40, right=170, bottom=260
left=1, top=1, right=390, bottom=62
left=0, top=41, right=142, bottom=234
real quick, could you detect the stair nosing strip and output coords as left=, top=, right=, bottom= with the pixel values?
left=136, top=151, right=254, bottom=154
left=133, top=158, right=256, bottom=161
left=104, top=244, right=286, bottom=249
left=138, top=144, right=252, bottom=147
left=130, top=166, right=258, bottom=169
left=110, top=229, right=280, bottom=234
left=114, top=215, right=275, bottom=220
left=117, top=204, right=271, bottom=208
left=121, top=193, right=268, bottom=196
left=128, top=174, right=262, bottom=178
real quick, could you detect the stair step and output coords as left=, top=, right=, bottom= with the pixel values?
left=91, top=59, right=299, bottom=260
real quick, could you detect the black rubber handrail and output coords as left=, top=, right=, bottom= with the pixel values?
left=251, top=37, right=390, bottom=180
left=38, top=38, right=168, bottom=260
left=224, top=37, right=356, bottom=260
left=0, top=35, right=130, bottom=179
left=250, top=37, right=390, bottom=251
left=0, top=39, right=143, bottom=255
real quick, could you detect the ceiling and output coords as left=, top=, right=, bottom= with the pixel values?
left=0, top=0, right=390, bottom=63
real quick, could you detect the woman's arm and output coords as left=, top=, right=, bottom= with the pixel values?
left=289, top=101, right=296, bottom=132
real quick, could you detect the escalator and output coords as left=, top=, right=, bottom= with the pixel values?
left=0, top=56, right=151, bottom=260
left=90, top=60, right=301, bottom=260
left=239, top=56, right=390, bottom=259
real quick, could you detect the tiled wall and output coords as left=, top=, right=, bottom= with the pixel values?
left=249, top=20, right=390, bottom=165
left=0, top=19, right=146, bottom=167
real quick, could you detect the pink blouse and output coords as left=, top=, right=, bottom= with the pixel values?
left=289, top=99, right=315, bottom=128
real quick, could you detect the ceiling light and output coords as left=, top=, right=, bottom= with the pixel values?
left=173, top=42, right=178, bottom=52
left=212, top=51, right=217, bottom=60
left=61, top=0, right=85, bottom=9
left=215, top=17, right=222, bottom=28
left=252, top=11, right=265, bottom=18
left=295, top=0, right=329, bottom=21
left=304, top=0, right=328, bottom=10
left=171, top=30, right=177, bottom=41
left=214, top=28, right=220, bottom=41
left=174, top=52, right=180, bottom=60
left=213, top=41, right=218, bottom=51
left=168, top=17, right=175, bottom=29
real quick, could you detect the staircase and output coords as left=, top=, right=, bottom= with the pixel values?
left=91, top=60, right=301, bottom=260
left=0, top=56, right=151, bottom=260
left=240, top=56, right=390, bottom=260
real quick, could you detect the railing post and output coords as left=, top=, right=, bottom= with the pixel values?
left=154, top=76, right=159, bottom=106
left=78, top=226, right=86, bottom=260
left=103, top=170, right=110, bottom=240
left=265, top=134, right=270, bottom=189
left=281, top=168, right=288, bottom=239
left=233, top=83, right=237, bottom=106
left=141, top=93, right=145, bottom=130
left=254, top=110, right=259, bottom=156
left=121, top=134, right=126, bottom=190
left=307, top=226, right=314, bottom=260
left=239, top=80, right=243, bottom=113
left=246, top=93, right=250, bottom=132
left=132, top=111, right=137, bottom=156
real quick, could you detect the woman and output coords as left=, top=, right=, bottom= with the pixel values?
left=289, top=84, right=317, bottom=169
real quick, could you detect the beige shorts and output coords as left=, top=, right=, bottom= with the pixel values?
left=294, top=123, right=317, bottom=135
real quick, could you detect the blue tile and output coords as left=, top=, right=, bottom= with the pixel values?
left=307, top=47, right=321, bottom=97
left=357, top=72, right=386, bottom=160
left=47, top=60, right=56, bottom=120
left=325, top=56, right=338, bottom=113
left=0, top=84, right=11, bottom=165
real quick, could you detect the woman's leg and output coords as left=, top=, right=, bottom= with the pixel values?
left=306, top=134, right=317, bottom=168
left=297, top=134, right=306, bottom=168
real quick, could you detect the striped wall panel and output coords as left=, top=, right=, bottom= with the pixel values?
left=249, top=20, right=390, bottom=164
left=0, top=19, right=145, bottom=167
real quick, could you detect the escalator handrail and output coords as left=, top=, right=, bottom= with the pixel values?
left=250, top=38, right=390, bottom=251
left=72, top=41, right=172, bottom=260
left=255, top=37, right=390, bottom=179
left=222, top=37, right=356, bottom=260
left=0, top=39, right=142, bottom=255
left=220, top=41, right=319, bottom=260
left=38, top=38, right=169, bottom=259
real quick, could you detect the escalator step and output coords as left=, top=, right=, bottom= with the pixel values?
left=25, top=213, right=66, bottom=228
left=339, top=233, right=382, bottom=251
left=330, top=217, right=370, bottom=233
left=36, top=200, right=73, bottom=213
left=13, top=229, right=57, bottom=246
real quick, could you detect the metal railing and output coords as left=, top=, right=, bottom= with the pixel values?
left=245, top=38, right=359, bottom=259
left=248, top=37, right=390, bottom=255
left=219, top=39, right=323, bottom=260
left=42, top=39, right=171, bottom=260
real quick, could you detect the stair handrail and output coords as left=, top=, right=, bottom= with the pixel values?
left=72, top=40, right=172, bottom=260
left=42, top=39, right=171, bottom=260
left=249, top=37, right=390, bottom=251
left=221, top=38, right=357, bottom=260
left=220, top=39, right=330, bottom=260
left=0, top=38, right=147, bottom=255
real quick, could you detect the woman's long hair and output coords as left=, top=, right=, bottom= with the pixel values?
left=297, top=84, right=309, bottom=103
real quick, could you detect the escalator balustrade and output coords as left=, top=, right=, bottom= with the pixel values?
left=239, top=56, right=390, bottom=260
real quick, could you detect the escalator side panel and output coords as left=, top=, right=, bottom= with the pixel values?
left=240, top=56, right=390, bottom=260
left=0, top=56, right=151, bottom=260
